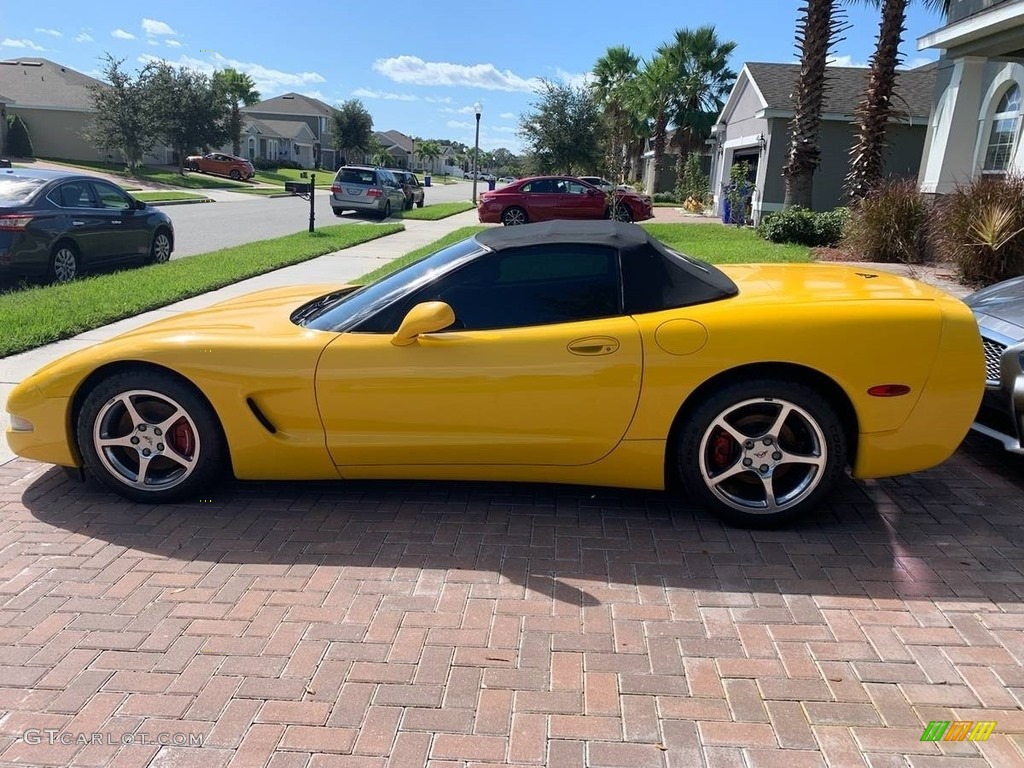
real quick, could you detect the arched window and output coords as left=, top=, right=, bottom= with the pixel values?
left=983, top=84, right=1021, bottom=173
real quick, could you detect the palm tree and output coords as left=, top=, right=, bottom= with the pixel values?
left=213, top=68, right=260, bottom=157
left=633, top=54, right=678, bottom=191
left=663, top=26, right=737, bottom=191
left=783, top=0, right=849, bottom=208
left=417, top=139, right=442, bottom=173
left=592, top=45, right=640, bottom=180
left=845, top=0, right=950, bottom=200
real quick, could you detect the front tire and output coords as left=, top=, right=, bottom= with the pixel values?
left=229, top=169, right=242, bottom=181
left=676, top=378, right=847, bottom=527
left=49, top=242, right=80, bottom=283
left=611, top=203, right=633, bottom=222
left=502, top=206, right=528, bottom=226
left=149, top=230, right=172, bottom=264
left=76, top=370, right=227, bottom=504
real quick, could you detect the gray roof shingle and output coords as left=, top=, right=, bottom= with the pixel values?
left=0, top=58, right=103, bottom=110
left=745, top=61, right=938, bottom=119
left=245, top=92, right=335, bottom=117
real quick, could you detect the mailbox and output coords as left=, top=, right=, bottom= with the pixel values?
left=285, top=181, right=311, bottom=195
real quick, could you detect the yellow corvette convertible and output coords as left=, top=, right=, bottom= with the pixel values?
left=6, top=220, right=985, bottom=525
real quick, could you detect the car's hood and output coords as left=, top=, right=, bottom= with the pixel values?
left=719, top=263, right=954, bottom=304
left=964, top=276, right=1024, bottom=331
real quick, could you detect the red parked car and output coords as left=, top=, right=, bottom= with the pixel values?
left=478, top=176, right=653, bottom=226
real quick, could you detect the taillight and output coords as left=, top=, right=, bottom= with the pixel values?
left=0, top=214, right=33, bottom=231
left=366, top=188, right=383, bottom=198
left=330, top=185, right=342, bottom=194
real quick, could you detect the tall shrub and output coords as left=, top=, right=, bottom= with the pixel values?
left=841, top=178, right=929, bottom=263
left=4, top=114, right=33, bottom=158
left=933, top=175, right=1024, bottom=286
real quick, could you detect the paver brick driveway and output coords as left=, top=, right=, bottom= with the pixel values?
left=1, top=433, right=1023, bottom=767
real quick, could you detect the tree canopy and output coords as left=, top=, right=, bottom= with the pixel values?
left=518, top=81, right=604, bottom=176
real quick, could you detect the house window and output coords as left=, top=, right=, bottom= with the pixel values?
left=983, top=84, right=1021, bottom=174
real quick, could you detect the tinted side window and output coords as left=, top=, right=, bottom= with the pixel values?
left=361, top=244, right=621, bottom=332
left=91, top=181, right=131, bottom=210
left=54, top=182, right=96, bottom=208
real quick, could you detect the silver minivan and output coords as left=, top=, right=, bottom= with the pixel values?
left=329, top=166, right=407, bottom=220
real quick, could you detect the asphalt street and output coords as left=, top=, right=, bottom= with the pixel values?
left=164, top=177, right=478, bottom=258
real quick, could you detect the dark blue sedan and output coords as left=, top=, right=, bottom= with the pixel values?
left=0, top=168, right=174, bottom=283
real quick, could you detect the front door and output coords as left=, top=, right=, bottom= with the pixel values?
left=314, top=243, right=643, bottom=467
left=558, top=179, right=605, bottom=219
left=89, top=180, right=151, bottom=260
left=51, top=181, right=108, bottom=269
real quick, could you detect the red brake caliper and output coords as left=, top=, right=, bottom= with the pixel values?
left=711, top=431, right=734, bottom=471
left=170, top=419, right=196, bottom=460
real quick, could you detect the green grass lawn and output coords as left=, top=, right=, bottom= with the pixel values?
left=131, top=191, right=208, bottom=203
left=251, top=167, right=337, bottom=188
left=643, top=223, right=811, bottom=263
left=36, top=157, right=251, bottom=190
left=232, top=187, right=293, bottom=196
left=0, top=223, right=403, bottom=358
left=398, top=201, right=475, bottom=220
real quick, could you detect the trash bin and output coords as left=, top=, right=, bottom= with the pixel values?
left=487, top=178, right=496, bottom=191
left=424, top=174, right=432, bottom=187
left=721, top=196, right=731, bottom=224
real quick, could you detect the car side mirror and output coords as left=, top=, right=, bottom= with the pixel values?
left=133, top=198, right=147, bottom=210
left=391, top=301, right=456, bottom=346
left=587, top=188, right=599, bottom=196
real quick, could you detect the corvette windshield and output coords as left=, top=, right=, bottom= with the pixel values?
left=299, top=237, right=485, bottom=331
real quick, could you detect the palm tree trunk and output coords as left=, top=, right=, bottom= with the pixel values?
left=846, top=0, right=908, bottom=200
left=653, top=110, right=668, bottom=192
left=783, top=0, right=843, bottom=209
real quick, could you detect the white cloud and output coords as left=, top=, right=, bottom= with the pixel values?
left=446, top=120, right=473, bottom=129
left=142, top=19, right=178, bottom=36
left=75, top=31, right=94, bottom=43
left=555, top=68, right=594, bottom=89
left=34, top=28, right=62, bottom=37
left=147, top=39, right=160, bottom=46
left=424, top=96, right=452, bottom=104
left=165, top=39, right=183, bottom=48
left=827, top=54, right=867, bottom=68
left=112, top=29, right=135, bottom=40
left=373, top=55, right=541, bottom=92
left=138, top=52, right=325, bottom=95
left=1, top=38, right=47, bottom=51
left=352, top=87, right=418, bottom=101
left=490, top=125, right=517, bottom=133
left=500, top=112, right=516, bottom=120
left=442, top=105, right=479, bottom=114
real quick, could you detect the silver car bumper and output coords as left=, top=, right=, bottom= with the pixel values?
left=974, top=319, right=1024, bottom=453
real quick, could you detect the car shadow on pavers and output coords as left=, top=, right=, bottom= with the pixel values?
left=16, top=434, right=1024, bottom=608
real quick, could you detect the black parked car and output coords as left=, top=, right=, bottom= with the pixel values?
left=0, top=168, right=174, bottom=283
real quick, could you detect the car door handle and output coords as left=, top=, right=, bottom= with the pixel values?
left=567, top=336, right=620, bottom=356
left=111, top=220, right=122, bottom=225
left=71, top=220, right=85, bottom=226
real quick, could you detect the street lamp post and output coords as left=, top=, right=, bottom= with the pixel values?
left=472, top=102, right=482, bottom=204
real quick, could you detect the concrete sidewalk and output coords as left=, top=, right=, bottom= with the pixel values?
left=0, top=209, right=486, bottom=464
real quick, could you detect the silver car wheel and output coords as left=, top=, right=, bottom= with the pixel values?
left=52, top=246, right=78, bottom=282
left=697, top=397, right=827, bottom=514
left=92, top=389, right=201, bottom=491
left=152, top=232, right=172, bottom=263
left=502, top=207, right=527, bottom=226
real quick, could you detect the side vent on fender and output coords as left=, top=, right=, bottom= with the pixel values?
left=246, top=397, right=277, bottom=434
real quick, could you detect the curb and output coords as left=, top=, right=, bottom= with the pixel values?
left=149, top=197, right=216, bottom=206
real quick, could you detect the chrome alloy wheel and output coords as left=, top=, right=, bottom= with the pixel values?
left=92, top=389, right=200, bottom=491
left=697, top=397, right=827, bottom=515
left=52, top=247, right=78, bottom=282
left=152, top=232, right=172, bottom=263
left=502, top=207, right=527, bottom=225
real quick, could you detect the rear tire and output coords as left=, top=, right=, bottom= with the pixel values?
left=76, top=370, right=227, bottom=504
left=379, top=201, right=392, bottom=220
left=49, top=241, right=80, bottom=283
left=676, top=378, right=847, bottom=527
left=416, top=198, right=425, bottom=208
left=332, top=208, right=346, bottom=218
left=502, top=207, right=528, bottom=226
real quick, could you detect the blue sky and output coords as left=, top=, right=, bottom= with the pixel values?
left=2, top=1, right=948, bottom=153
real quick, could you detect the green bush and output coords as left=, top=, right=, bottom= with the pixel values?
left=4, top=114, right=33, bottom=158
left=653, top=192, right=678, bottom=203
left=841, top=179, right=930, bottom=263
left=252, top=157, right=277, bottom=170
left=756, top=207, right=847, bottom=247
left=933, top=174, right=1024, bottom=286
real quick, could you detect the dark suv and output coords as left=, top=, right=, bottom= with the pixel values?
left=392, top=170, right=425, bottom=210
left=329, top=166, right=407, bottom=220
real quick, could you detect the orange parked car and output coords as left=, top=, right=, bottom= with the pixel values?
left=184, top=152, right=255, bottom=181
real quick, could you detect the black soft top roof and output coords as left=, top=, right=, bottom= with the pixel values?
left=474, top=220, right=738, bottom=313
